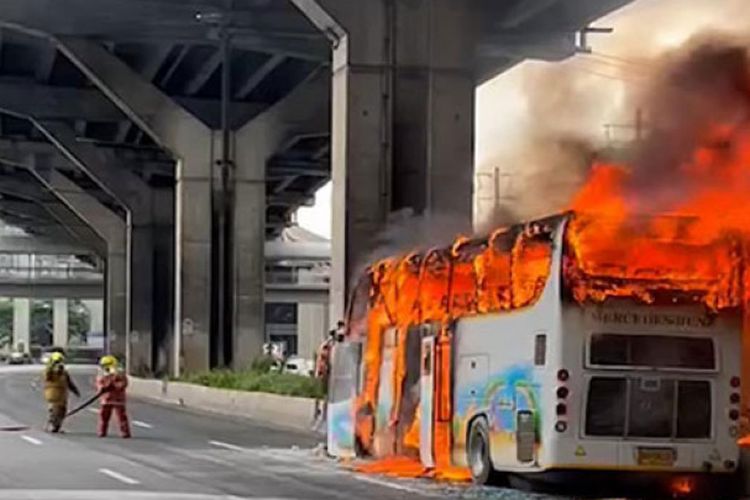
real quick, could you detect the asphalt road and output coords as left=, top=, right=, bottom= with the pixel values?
left=0, top=364, right=607, bottom=500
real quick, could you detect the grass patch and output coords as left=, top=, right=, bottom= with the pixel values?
left=178, top=369, right=325, bottom=399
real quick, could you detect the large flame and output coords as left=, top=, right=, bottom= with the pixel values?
left=348, top=223, right=555, bottom=479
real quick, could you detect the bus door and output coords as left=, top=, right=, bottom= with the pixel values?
left=397, top=325, right=423, bottom=454
left=420, top=329, right=436, bottom=467
left=373, top=327, right=398, bottom=456
left=327, top=341, right=362, bottom=458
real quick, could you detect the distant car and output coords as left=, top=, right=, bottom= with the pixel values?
left=8, top=351, right=31, bottom=365
left=40, top=346, right=65, bottom=365
left=283, top=357, right=314, bottom=376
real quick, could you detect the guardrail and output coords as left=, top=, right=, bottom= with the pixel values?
left=265, top=269, right=329, bottom=285
left=0, top=265, right=102, bottom=281
left=28, top=345, right=103, bottom=364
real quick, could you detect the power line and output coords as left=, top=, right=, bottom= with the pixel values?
left=588, top=51, right=650, bottom=69
left=565, top=61, right=646, bottom=85
left=579, top=55, right=652, bottom=76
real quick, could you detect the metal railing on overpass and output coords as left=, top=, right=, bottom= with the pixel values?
left=265, top=268, right=329, bottom=285
left=0, top=265, right=102, bottom=281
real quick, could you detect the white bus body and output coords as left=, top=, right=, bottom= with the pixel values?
left=451, top=219, right=742, bottom=493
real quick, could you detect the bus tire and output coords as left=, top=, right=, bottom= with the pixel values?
left=468, top=417, right=500, bottom=485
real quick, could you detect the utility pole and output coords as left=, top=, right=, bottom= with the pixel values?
left=575, top=25, right=614, bottom=54
left=196, top=7, right=235, bottom=368
left=476, top=167, right=517, bottom=221
left=602, top=108, right=648, bottom=145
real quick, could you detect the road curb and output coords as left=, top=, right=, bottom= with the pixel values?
left=129, top=377, right=319, bottom=433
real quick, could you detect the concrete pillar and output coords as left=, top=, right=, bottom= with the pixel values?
left=293, top=0, right=478, bottom=321
left=56, top=38, right=215, bottom=375
left=151, top=188, right=175, bottom=375
left=298, top=302, right=328, bottom=361
left=82, top=299, right=104, bottom=332
left=296, top=267, right=329, bottom=360
left=231, top=71, right=329, bottom=369
left=52, top=298, right=68, bottom=347
left=127, top=224, right=153, bottom=372
left=12, top=298, right=30, bottom=353
left=31, top=167, right=128, bottom=360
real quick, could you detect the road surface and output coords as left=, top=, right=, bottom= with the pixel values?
left=0, top=364, right=604, bottom=500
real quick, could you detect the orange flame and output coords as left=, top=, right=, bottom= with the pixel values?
left=349, top=224, right=555, bottom=480
left=671, top=477, right=694, bottom=496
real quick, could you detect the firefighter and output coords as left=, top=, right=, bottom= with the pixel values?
left=334, top=320, right=346, bottom=343
left=96, top=355, right=131, bottom=438
left=312, top=321, right=344, bottom=430
left=314, top=328, right=337, bottom=386
left=42, top=351, right=80, bottom=433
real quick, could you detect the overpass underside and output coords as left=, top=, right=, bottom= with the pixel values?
left=0, top=0, right=630, bottom=376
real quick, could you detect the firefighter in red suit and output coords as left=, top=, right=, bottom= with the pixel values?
left=96, top=355, right=131, bottom=438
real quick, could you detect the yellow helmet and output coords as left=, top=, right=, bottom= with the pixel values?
left=48, top=351, right=64, bottom=364
left=99, top=355, right=118, bottom=368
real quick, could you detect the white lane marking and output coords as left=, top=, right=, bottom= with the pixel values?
left=87, top=408, right=151, bottom=429
left=352, top=474, right=431, bottom=495
left=209, top=440, right=244, bottom=452
left=98, top=468, right=141, bottom=485
left=20, top=435, right=42, bottom=446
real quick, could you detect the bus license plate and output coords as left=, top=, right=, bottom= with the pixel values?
left=637, top=447, right=676, bottom=467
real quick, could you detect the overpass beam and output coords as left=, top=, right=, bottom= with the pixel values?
left=31, top=167, right=128, bottom=360
left=0, top=167, right=108, bottom=257
left=293, top=0, right=478, bottom=321
left=34, top=120, right=162, bottom=375
left=40, top=200, right=108, bottom=258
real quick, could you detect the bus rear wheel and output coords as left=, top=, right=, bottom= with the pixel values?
left=468, top=417, right=502, bottom=485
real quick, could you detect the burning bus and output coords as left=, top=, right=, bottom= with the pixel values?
left=327, top=211, right=744, bottom=496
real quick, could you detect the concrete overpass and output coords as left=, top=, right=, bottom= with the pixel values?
left=0, top=0, right=631, bottom=376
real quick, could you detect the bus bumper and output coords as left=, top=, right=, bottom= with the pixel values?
left=512, top=469, right=742, bottom=499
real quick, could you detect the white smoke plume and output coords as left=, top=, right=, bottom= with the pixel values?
left=475, top=0, right=750, bottom=225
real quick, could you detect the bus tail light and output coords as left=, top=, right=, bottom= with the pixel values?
left=730, top=393, right=741, bottom=404
left=555, top=369, right=569, bottom=430
left=730, top=376, right=741, bottom=388
left=670, top=477, right=694, bottom=496
left=729, top=409, right=740, bottom=421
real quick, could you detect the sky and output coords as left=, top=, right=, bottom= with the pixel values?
left=295, top=0, right=749, bottom=240
left=295, top=180, right=331, bottom=238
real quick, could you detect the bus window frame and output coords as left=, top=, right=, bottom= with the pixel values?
left=583, top=332, right=720, bottom=374
left=580, top=374, right=716, bottom=443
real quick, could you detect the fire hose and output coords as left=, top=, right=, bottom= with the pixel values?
left=65, top=386, right=112, bottom=418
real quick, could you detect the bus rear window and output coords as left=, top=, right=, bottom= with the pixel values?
left=586, top=377, right=626, bottom=436
left=589, top=334, right=715, bottom=370
left=586, top=377, right=711, bottom=439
